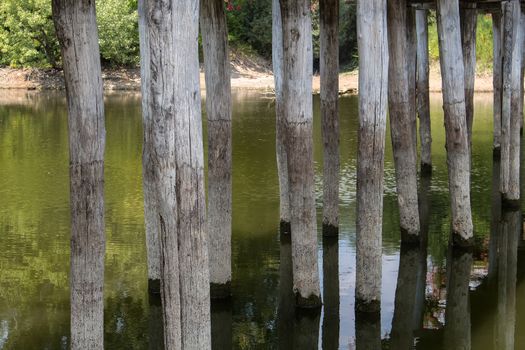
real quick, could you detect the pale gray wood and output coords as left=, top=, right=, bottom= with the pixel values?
left=201, top=0, right=233, bottom=298
left=416, top=9, right=432, bottom=173
left=272, top=0, right=291, bottom=233
left=407, top=7, right=418, bottom=154
left=138, top=0, right=161, bottom=290
left=436, top=0, right=474, bottom=245
left=355, top=0, right=388, bottom=312
left=144, top=0, right=211, bottom=347
left=387, top=0, right=420, bottom=242
left=51, top=0, right=106, bottom=348
left=320, top=0, right=340, bottom=236
left=493, top=11, right=503, bottom=153
left=279, top=0, right=321, bottom=308
left=460, top=6, right=478, bottom=146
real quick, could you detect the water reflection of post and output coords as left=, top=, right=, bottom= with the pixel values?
left=322, top=237, right=340, bottom=349
left=488, top=158, right=502, bottom=284
left=277, top=234, right=294, bottom=349
left=496, top=208, right=520, bottom=349
left=293, top=310, right=320, bottom=350
left=443, top=246, right=473, bottom=350
left=355, top=311, right=381, bottom=350
left=148, top=293, right=164, bottom=350
left=211, top=300, right=233, bottom=350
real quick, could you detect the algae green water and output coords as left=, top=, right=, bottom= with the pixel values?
left=0, top=91, right=522, bottom=349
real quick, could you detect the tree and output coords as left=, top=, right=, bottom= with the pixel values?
left=52, top=0, right=106, bottom=348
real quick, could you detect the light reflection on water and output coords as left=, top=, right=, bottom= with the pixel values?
left=0, top=90, right=521, bottom=349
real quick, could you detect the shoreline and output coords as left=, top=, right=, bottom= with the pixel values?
left=0, top=67, right=495, bottom=94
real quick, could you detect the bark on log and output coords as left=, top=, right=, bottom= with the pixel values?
left=201, top=0, right=233, bottom=299
left=138, top=0, right=161, bottom=294
left=460, top=5, right=477, bottom=147
left=493, top=11, right=503, bottom=155
left=280, top=0, right=322, bottom=308
left=355, top=0, right=388, bottom=312
left=387, top=0, right=420, bottom=242
left=145, top=0, right=211, bottom=347
left=436, top=0, right=474, bottom=245
left=273, top=0, right=291, bottom=234
left=320, top=0, right=340, bottom=236
left=416, top=9, right=432, bottom=174
left=51, top=0, right=106, bottom=348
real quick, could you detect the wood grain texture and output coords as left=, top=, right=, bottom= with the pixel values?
left=460, top=6, right=477, bottom=147
left=493, top=11, right=503, bottom=153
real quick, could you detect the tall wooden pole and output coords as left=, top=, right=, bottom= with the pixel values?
left=138, top=0, right=161, bottom=294
left=51, top=0, right=106, bottom=348
left=272, top=0, right=291, bottom=234
left=493, top=10, right=503, bottom=155
left=279, top=0, right=322, bottom=308
left=355, top=0, right=388, bottom=312
left=320, top=0, right=340, bottom=236
left=416, top=9, right=432, bottom=174
left=201, top=0, right=233, bottom=299
left=460, top=4, right=477, bottom=147
left=387, top=0, right=420, bottom=243
left=407, top=7, right=418, bottom=153
left=436, top=0, right=473, bottom=246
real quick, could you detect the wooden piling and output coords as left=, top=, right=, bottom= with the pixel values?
left=320, top=0, right=340, bottom=237
left=201, top=0, right=233, bottom=299
left=407, top=7, right=418, bottom=154
left=416, top=9, right=432, bottom=175
left=51, top=0, right=106, bottom=348
left=493, top=10, right=503, bottom=155
left=460, top=4, right=477, bottom=147
left=355, top=0, right=388, bottom=313
left=436, top=0, right=474, bottom=246
left=272, top=0, right=291, bottom=234
left=387, top=0, right=420, bottom=242
left=280, top=0, right=322, bottom=308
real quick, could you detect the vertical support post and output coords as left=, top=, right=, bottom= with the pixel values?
left=280, top=0, right=322, bottom=308
left=387, top=0, right=420, bottom=242
left=493, top=10, right=503, bottom=155
left=138, top=0, right=161, bottom=294
left=416, top=9, right=432, bottom=174
left=320, top=0, right=340, bottom=236
left=501, top=0, right=521, bottom=206
left=460, top=3, right=478, bottom=146
left=355, top=0, right=388, bottom=312
left=436, top=0, right=474, bottom=246
left=273, top=0, right=291, bottom=234
left=51, top=0, right=106, bottom=348
left=407, top=6, right=418, bottom=153
left=201, top=0, right=233, bottom=299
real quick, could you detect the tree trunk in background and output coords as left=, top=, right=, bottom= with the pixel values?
left=493, top=11, right=503, bottom=155
left=460, top=5, right=477, bottom=148
left=416, top=9, right=432, bottom=174
left=387, top=0, right=420, bottom=242
left=436, top=0, right=473, bottom=246
left=279, top=0, right=321, bottom=308
left=138, top=0, right=161, bottom=294
left=355, top=0, right=388, bottom=313
left=501, top=0, right=521, bottom=205
left=320, top=0, right=340, bottom=236
left=52, top=0, right=106, bottom=348
left=145, top=0, right=211, bottom=347
left=201, top=0, right=233, bottom=299
left=272, top=0, right=291, bottom=234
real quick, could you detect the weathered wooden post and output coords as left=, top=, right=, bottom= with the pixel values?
left=52, top=1, right=106, bottom=348
left=322, top=237, right=340, bottom=350
left=355, top=0, right=388, bottom=312
left=387, top=0, right=420, bottom=242
left=272, top=0, right=291, bottom=234
left=501, top=0, right=522, bottom=206
left=407, top=7, right=418, bottom=153
left=493, top=10, right=503, bottom=155
left=444, top=247, right=473, bottom=350
left=201, top=0, right=233, bottom=299
left=320, top=0, right=340, bottom=236
left=416, top=9, right=432, bottom=174
left=145, top=0, right=211, bottom=347
left=436, top=0, right=473, bottom=246
left=138, top=0, right=161, bottom=294
left=279, top=0, right=322, bottom=308
left=460, top=3, right=477, bottom=146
